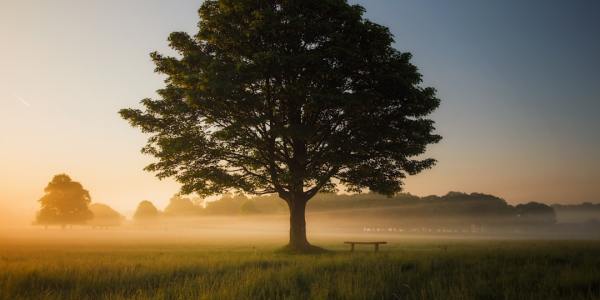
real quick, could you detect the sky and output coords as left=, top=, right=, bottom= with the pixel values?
left=0, top=0, right=599, bottom=221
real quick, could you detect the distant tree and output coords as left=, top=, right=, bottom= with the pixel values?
left=89, top=203, right=124, bottom=228
left=164, top=195, right=203, bottom=216
left=516, top=202, right=556, bottom=226
left=552, top=203, right=600, bottom=224
left=249, top=195, right=288, bottom=214
left=240, top=200, right=260, bottom=214
left=205, top=194, right=248, bottom=215
left=120, top=0, right=441, bottom=252
left=133, top=200, right=160, bottom=221
left=35, top=174, right=93, bottom=228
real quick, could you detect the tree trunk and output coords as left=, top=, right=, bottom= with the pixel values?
left=287, top=198, right=310, bottom=250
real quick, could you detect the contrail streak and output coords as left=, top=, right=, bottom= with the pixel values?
left=12, top=93, right=31, bottom=107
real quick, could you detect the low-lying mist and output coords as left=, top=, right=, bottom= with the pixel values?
left=2, top=214, right=598, bottom=249
left=5, top=191, right=599, bottom=246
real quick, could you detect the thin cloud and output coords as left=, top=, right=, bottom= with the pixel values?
left=12, top=93, right=31, bottom=107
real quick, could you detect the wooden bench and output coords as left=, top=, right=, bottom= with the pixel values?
left=344, top=241, right=387, bottom=252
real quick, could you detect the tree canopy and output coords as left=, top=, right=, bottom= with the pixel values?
left=516, top=202, right=556, bottom=225
left=89, top=203, right=124, bottom=227
left=36, top=174, right=93, bottom=227
left=120, top=0, right=441, bottom=251
left=164, top=195, right=203, bottom=216
left=133, top=200, right=160, bottom=221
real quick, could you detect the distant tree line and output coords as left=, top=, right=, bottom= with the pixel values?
left=35, top=174, right=598, bottom=232
left=551, top=203, right=600, bottom=224
left=147, top=191, right=560, bottom=228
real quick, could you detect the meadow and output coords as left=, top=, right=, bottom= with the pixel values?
left=1, top=237, right=599, bottom=300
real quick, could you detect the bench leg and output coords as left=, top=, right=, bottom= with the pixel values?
left=375, top=244, right=379, bottom=252
left=350, top=244, right=355, bottom=252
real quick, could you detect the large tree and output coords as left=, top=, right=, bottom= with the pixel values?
left=120, top=0, right=441, bottom=252
left=36, top=174, right=93, bottom=227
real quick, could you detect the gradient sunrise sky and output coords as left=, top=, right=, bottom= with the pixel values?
left=1, top=0, right=599, bottom=221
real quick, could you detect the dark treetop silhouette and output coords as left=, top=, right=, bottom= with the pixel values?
left=120, top=0, right=441, bottom=252
left=36, top=174, right=93, bottom=227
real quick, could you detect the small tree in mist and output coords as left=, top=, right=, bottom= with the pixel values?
left=164, top=195, right=203, bottom=216
left=120, top=0, right=441, bottom=252
left=133, top=200, right=160, bottom=221
left=241, top=200, right=261, bottom=214
left=89, top=203, right=124, bottom=228
left=36, top=174, right=93, bottom=228
left=516, top=202, right=557, bottom=226
left=206, top=194, right=249, bottom=215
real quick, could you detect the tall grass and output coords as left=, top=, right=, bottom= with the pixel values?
left=1, top=241, right=599, bottom=299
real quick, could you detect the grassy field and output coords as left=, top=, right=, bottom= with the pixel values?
left=1, top=239, right=599, bottom=300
